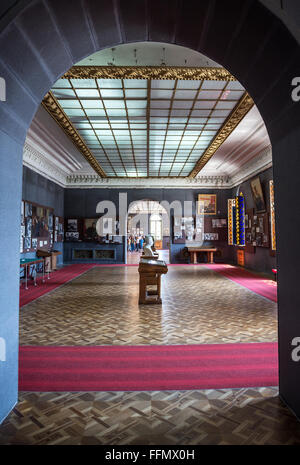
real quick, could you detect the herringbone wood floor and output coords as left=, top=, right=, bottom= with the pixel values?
left=1, top=388, right=300, bottom=445
left=19, top=265, right=277, bottom=346
left=0, top=265, right=288, bottom=445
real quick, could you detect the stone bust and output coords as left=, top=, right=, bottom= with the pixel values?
left=143, top=235, right=154, bottom=256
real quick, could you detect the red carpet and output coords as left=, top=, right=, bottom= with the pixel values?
left=19, top=343, right=278, bottom=391
left=205, top=264, right=277, bottom=302
left=20, top=264, right=95, bottom=307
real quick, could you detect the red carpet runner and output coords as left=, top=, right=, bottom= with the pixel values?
left=205, top=264, right=277, bottom=302
left=20, top=264, right=95, bottom=307
left=19, top=343, right=278, bottom=391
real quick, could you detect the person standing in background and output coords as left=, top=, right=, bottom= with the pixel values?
left=139, top=236, right=144, bottom=252
left=130, top=236, right=135, bottom=253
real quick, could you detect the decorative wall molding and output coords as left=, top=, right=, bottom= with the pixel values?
left=23, top=146, right=272, bottom=190
left=228, top=144, right=272, bottom=188
left=189, top=93, right=255, bottom=177
left=26, top=118, right=83, bottom=174
left=65, top=174, right=231, bottom=189
left=63, top=66, right=237, bottom=81
left=23, top=143, right=68, bottom=188
left=42, top=92, right=107, bottom=178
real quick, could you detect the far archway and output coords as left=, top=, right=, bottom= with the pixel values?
left=127, top=199, right=170, bottom=264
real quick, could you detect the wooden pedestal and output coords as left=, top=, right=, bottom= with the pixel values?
left=138, top=259, right=168, bottom=305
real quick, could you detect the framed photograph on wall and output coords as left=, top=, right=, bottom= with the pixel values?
left=48, top=213, right=53, bottom=231
left=197, top=194, right=217, bottom=215
left=67, top=219, right=78, bottom=232
left=24, top=202, right=32, bottom=217
left=24, top=236, right=31, bottom=250
left=84, top=219, right=99, bottom=240
left=65, top=231, right=79, bottom=241
left=250, top=177, right=266, bottom=212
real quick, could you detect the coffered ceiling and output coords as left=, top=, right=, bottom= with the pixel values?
left=43, top=67, right=252, bottom=178
left=24, top=43, right=271, bottom=188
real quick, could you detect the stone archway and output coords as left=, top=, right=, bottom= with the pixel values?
left=1, top=0, right=300, bottom=420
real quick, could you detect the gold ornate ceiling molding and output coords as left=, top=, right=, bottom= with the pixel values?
left=189, top=93, right=254, bottom=178
left=62, top=66, right=237, bottom=81
left=41, top=92, right=107, bottom=178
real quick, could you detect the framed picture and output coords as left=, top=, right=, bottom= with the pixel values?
left=25, top=218, right=32, bottom=237
left=84, top=219, right=99, bottom=240
left=204, top=233, right=219, bottom=241
left=67, top=219, right=78, bottom=232
left=250, top=177, right=266, bottom=212
left=48, top=213, right=53, bottom=231
left=25, top=202, right=32, bottom=217
left=65, top=231, right=79, bottom=241
left=197, top=194, right=217, bottom=215
left=24, top=236, right=31, bottom=250
left=212, top=218, right=227, bottom=228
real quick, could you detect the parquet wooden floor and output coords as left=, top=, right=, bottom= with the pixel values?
left=2, top=265, right=285, bottom=445
left=1, top=388, right=300, bottom=445
left=20, top=265, right=278, bottom=346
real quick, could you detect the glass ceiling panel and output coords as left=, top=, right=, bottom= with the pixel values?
left=52, top=89, right=75, bottom=98
left=80, top=99, right=104, bottom=108
left=97, top=79, right=122, bottom=88
left=151, top=80, right=175, bottom=89
left=100, top=89, right=123, bottom=98
left=51, top=75, right=246, bottom=178
left=124, top=79, right=147, bottom=88
left=59, top=99, right=82, bottom=108
left=76, top=89, right=101, bottom=98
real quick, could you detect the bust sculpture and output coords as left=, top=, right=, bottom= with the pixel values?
left=143, top=235, right=155, bottom=256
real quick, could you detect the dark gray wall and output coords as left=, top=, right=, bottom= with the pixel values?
left=231, top=167, right=276, bottom=274
left=22, top=166, right=64, bottom=217
left=64, top=187, right=232, bottom=264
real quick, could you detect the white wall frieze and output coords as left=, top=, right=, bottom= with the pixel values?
left=23, top=142, right=68, bottom=188
left=27, top=117, right=83, bottom=172
left=23, top=143, right=273, bottom=190
left=65, top=174, right=231, bottom=189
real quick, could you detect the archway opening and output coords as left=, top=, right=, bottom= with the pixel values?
left=1, top=0, right=300, bottom=435
left=127, top=199, right=170, bottom=264
left=19, top=41, right=277, bottom=352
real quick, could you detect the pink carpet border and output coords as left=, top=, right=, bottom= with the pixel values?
left=20, top=264, right=96, bottom=307
left=204, top=263, right=277, bottom=302
left=19, top=342, right=279, bottom=392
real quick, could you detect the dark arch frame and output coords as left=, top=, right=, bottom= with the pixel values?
left=1, top=0, right=300, bottom=421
